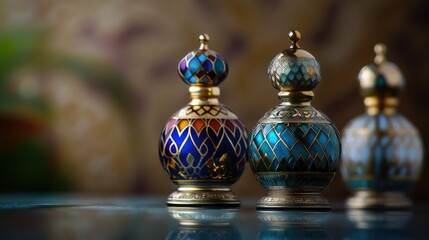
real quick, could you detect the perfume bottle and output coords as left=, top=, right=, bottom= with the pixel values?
left=159, top=34, right=248, bottom=206
left=341, top=44, right=424, bottom=209
left=248, top=30, right=341, bottom=209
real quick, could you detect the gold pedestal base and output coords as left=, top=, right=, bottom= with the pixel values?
left=257, top=190, right=331, bottom=209
left=347, top=190, right=412, bottom=209
left=167, top=187, right=240, bottom=206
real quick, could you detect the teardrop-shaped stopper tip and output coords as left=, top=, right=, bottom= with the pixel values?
left=374, top=43, right=387, bottom=55
left=199, top=34, right=210, bottom=50
left=289, top=30, right=301, bottom=49
left=374, top=43, right=387, bottom=65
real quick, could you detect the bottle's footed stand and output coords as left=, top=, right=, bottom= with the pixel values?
left=257, top=189, right=331, bottom=210
left=347, top=190, right=412, bottom=209
left=167, top=186, right=240, bottom=206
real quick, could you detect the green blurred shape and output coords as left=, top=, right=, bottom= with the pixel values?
left=0, top=28, right=68, bottom=192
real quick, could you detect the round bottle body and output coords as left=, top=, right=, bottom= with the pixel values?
left=341, top=113, right=423, bottom=191
left=248, top=104, right=341, bottom=208
left=159, top=104, right=248, bottom=187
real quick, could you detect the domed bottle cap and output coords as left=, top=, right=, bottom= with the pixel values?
left=358, top=44, right=404, bottom=98
left=178, top=34, right=228, bottom=87
left=268, top=30, right=321, bottom=93
left=358, top=44, right=404, bottom=112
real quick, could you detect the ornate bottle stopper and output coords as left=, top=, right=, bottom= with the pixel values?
left=159, top=34, right=248, bottom=206
left=248, top=30, right=341, bottom=209
left=341, top=44, right=424, bottom=209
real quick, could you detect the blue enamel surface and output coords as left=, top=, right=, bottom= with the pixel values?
left=197, top=54, right=206, bottom=62
left=178, top=50, right=228, bottom=86
left=214, top=59, right=224, bottom=75
left=184, top=70, right=192, bottom=79
left=255, top=131, right=264, bottom=145
left=266, top=129, right=279, bottom=147
left=189, top=58, right=200, bottom=73
left=202, top=60, right=212, bottom=72
left=159, top=118, right=248, bottom=185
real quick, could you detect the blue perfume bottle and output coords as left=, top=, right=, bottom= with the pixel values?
left=341, top=44, right=424, bottom=209
left=248, top=30, right=341, bottom=209
left=159, top=34, right=248, bottom=206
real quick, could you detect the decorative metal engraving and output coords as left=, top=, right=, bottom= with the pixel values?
left=261, top=105, right=329, bottom=123
left=174, top=104, right=235, bottom=119
left=257, top=192, right=331, bottom=209
left=168, top=190, right=239, bottom=202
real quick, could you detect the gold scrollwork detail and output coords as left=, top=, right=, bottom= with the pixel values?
left=275, top=108, right=323, bottom=119
left=207, top=154, right=232, bottom=180
left=168, top=191, right=238, bottom=201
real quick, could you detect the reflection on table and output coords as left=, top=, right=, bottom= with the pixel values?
left=257, top=210, right=331, bottom=239
left=345, top=209, right=412, bottom=239
left=0, top=195, right=425, bottom=239
left=166, top=207, right=241, bottom=240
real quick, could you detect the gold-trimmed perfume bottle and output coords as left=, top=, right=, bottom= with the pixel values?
left=158, top=34, right=248, bottom=206
left=248, top=30, right=341, bottom=209
left=341, top=44, right=424, bottom=209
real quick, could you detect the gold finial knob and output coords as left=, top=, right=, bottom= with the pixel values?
left=199, top=33, right=210, bottom=50
left=289, top=30, right=301, bottom=49
left=374, top=43, right=387, bottom=65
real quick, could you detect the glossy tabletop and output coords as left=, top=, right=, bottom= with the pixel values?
left=0, top=194, right=427, bottom=239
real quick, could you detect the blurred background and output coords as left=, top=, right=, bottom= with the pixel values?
left=0, top=0, right=428, bottom=201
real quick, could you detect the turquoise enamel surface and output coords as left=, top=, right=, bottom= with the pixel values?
left=249, top=122, right=340, bottom=173
left=268, top=54, right=321, bottom=91
left=248, top=105, right=341, bottom=191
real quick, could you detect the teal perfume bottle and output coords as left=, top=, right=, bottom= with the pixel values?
left=341, top=44, right=424, bottom=209
left=248, top=30, right=341, bottom=209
